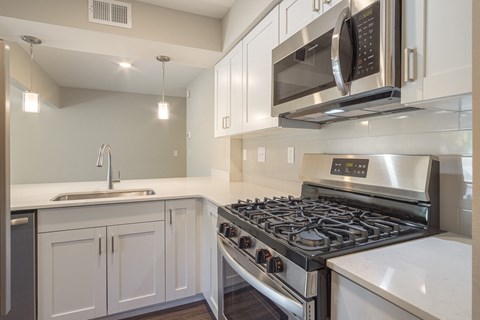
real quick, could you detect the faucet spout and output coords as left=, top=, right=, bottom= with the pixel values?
left=96, top=144, right=119, bottom=189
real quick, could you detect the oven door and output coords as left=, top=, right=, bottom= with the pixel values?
left=218, top=237, right=315, bottom=320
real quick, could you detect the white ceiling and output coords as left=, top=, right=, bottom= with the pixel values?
left=136, top=0, right=236, bottom=19
left=1, top=0, right=237, bottom=98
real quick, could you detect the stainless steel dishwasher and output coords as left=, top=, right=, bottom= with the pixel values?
left=0, top=211, right=36, bottom=320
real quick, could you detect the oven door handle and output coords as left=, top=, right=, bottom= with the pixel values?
left=331, top=6, right=350, bottom=96
left=218, top=237, right=305, bottom=319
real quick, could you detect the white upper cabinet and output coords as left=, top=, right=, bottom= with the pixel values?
left=214, top=41, right=243, bottom=137
left=279, top=0, right=321, bottom=43
left=279, top=0, right=341, bottom=43
left=243, top=6, right=280, bottom=132
left=401, top=0, right=472, bottom=105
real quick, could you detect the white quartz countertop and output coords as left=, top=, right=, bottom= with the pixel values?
left=12, top=178, right=472, bottom=320
left=327, top=233, right=472, bottom=320
left=10, top=177, right=294, bottom=210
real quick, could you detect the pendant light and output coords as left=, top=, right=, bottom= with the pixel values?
left=21, top=35, right=42, bottom=113
left=156, top=55, right=170, bottom=120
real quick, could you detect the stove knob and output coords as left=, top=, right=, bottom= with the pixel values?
left=266, top=256, right=284, bottom=273
left=238, top=236, right=252, bottom=249
left=223, top=226, right=236, bottom=238
left=218, top=222, right=229, bottom=234
left=255, top=249, right=271, bottom=264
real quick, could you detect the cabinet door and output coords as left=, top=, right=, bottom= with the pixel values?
left=331, top=272, right=421, bottom=320
left=228, top=42, right=244, bottom=135
left=38, top=228, right=107, bottom=320
left=243, top=6, right=280, bottom=133
left=279, top=0, right=320, bottom=43
left=200, top=201, right=219, bottom=317
left=402, top=0, right=472, bottom=104
left=322, top=0, right=341, bottom=13
left=165, top=199, right=197, bottom=301
left=214, top=58, right=230, bottom=137
left=107, top=221, right=165, bottom=314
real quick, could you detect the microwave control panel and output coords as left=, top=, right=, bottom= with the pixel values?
left=331, top=158, right=369, bottom=178
left=352, top=1, right=380, bottom=80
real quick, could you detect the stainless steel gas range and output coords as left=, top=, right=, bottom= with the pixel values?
left=217, top=154, right=440, bottom=320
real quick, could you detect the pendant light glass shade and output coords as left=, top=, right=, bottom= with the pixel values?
left=156, top=55, right=170, bottom=120
left=157, top=101, right=169, bottom=119
left=21, top=35, right=42, bottom=113
left=22, top=91, right=39, bottom=113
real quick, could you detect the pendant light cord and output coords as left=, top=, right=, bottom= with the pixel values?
left=29, top=43, right=33, bottom=93
left=162, top=61, right=165, bottom=102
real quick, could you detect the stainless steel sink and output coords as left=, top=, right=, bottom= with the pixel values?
left=50, top=189, right=156, bottom=201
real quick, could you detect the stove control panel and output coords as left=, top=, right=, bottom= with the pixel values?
left=331, top=158, right=369, bottom=178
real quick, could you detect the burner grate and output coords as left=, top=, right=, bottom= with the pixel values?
left=227, top=195, right=426, bottom=252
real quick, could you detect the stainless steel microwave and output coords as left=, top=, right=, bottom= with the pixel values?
left=272, top=0, right=410, bottom=124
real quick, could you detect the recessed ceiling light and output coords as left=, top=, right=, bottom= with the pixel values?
left=324, top=109, right=344, bottom=115
left=118, top=62, right=132, bottom=69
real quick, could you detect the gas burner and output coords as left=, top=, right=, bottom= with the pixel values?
left=296, top=230, right=328, bottom=247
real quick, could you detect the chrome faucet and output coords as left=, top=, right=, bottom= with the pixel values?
left=96, top=144, right=120, bottom=189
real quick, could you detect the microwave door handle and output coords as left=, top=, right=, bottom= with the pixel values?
left=331, top=6, right=350, bottom=96
left=218, top=238, right=304, bottom=318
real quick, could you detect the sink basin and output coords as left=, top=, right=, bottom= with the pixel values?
left=50, top=189, right=156, bottom=201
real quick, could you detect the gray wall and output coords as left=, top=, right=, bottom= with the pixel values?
left=10, top=86, right=186, bottom=184
left=186, top=68, right=214, bottom=176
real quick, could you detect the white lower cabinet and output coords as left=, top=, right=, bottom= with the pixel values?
left=107, top=222, right=165, bottom=314
left=165, top=199, right=197, bottom=301
left=331, top=272, right=421, bottom=320
left=38, top=228, right=107, bottom=320
left=37, top=202, right=166, bottom=320
left=200, top=201, right=219, bottom=318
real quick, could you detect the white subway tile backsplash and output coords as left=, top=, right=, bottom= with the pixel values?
left=406, top=130, right=472, bottom=155
left=459, top=209, right=473, bottom=237
left=440, top=206, right=460, bottom=234
left=460, top=111, right=472, bottom=130
left=242, top=99, right=472, bottom=236
left=461, top=157, right=473, bottom=183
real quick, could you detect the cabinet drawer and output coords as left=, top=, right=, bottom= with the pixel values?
left=38, top=201, right=165, bottom=233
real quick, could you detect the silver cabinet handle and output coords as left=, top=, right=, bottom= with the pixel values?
left=331, top=6, right=350, bottom=96
left=225, top=116, right=230, bottom=129
left=222, top=117, right=226, bottom=129
left=404, top=48, right=415, bottom=82
left=324, top=0, right=332, bottom=4
left=10, top=217, right=28, bottom=226
left=313, top=0, right=320, bottom=12
left=99, top=235, right=102, bottom=255
left=169, top=209, right=173, bottom=225
left=111, top=234, right=115, bottom=253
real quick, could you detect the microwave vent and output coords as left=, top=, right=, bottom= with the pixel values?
left=88, top=0, right=132, bottom=28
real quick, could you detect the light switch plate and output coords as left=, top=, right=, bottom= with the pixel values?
left=243, top=149, right=247, bottom=161
left=287, top=147, right=295, bottom=164
left=173, top=150, right=178, bottom=157
left=257, top=147, right=266, bottom=163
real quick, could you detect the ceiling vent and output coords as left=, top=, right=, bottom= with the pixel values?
left=88, top=0, right=132, bottom=28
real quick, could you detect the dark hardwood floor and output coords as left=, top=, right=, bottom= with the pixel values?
left=122, top=301, right=215, bottom=320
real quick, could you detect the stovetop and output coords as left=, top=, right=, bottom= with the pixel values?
left=229, top=196, right=427, bottom=252
left=218, top=154, right=440, bottom=271
left=218, top=192, right=437, bottom=271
